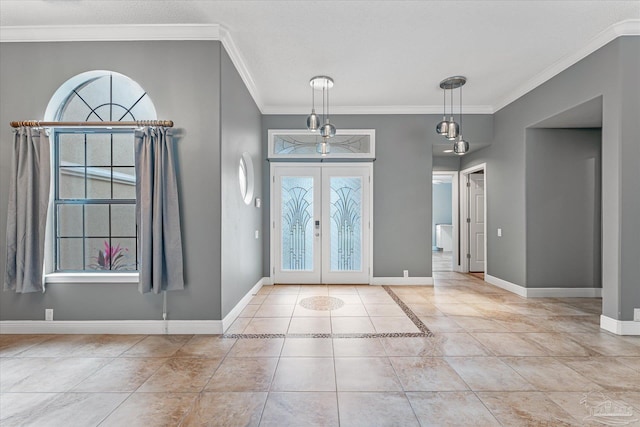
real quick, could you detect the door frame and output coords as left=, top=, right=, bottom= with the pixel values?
left=460, top=163, right=487, bottom=274
left=432, top=171, right=460, bottom=272
left=270, top=162, right=374, bottom=284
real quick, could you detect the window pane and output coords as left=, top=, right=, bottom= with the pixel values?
left=113, top=167, right=136, bottom=199
left=58, top=238, right=84, bottom=270
left=111, top=204, right=136, bottom=237
left=85, top=204, right=109, bottom=237
left=60, top=94, right=95, bottom=122
left=59, top=133, right=85, bottom=165
left=86, top=238, right=136, bottom=271
left=86, top=238, right=110, bottom=270
left=281, top=176, right=314, bottom=271
left=57, top=205, right=83, bottom=237
left=75, top=76, right=110, bottom=118
left=86, top=133, right=111, bottom=166
left=111, top=238, right=137, bottom=271
left=59, top=167, right=85, bottom=199
left=330, top=177, right=362, bottom=271
left=86, top=167, right=112, bottom=199
left=113, top=133, right=134, bottom=166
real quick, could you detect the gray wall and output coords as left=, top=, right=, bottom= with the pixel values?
left=220, top=49, right=263, bottom=318
left=432, top=156, right=460, bottom=171
left=432, top=183, right=453, bottom=248
left=0, top=41, right=224, bottom=321
left=526, top=129, right=601, bottom=288
left=462, top=36, right=639, bottom=321
left=262, top=114, right=493, bottom=278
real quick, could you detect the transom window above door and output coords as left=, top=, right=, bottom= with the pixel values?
left=268, top=129, right=375, bottom=160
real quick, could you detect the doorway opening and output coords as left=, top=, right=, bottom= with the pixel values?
left=460, top=163, right=487, bottom=276
left=432, top=171, right=459, bottom=272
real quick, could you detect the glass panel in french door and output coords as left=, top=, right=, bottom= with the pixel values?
left=281, top=176, right=314, bottom=271
left=329, top=176, right=362, bottom=272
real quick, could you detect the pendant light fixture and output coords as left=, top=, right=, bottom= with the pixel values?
left=435, top=76, right=469, bottom=155
left=454, top=81, right=469, bottom=155
left=316, top=136, right=331, bottom=156
left=435, top=87, right=450, bottom=136
left=306, top=82, right=320, bottom=132
left=307, top=76, right=336, bottom=145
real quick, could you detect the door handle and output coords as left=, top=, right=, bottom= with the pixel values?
left=315, top=220, right=320, bottom=236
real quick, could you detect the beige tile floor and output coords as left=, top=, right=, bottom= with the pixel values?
left=1, top=272, right=639, bottom=426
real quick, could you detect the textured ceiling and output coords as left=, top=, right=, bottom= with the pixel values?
left=1, top=1, right=639, bottom=114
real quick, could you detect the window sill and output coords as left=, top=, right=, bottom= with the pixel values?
left=45, top=272, right=139, bottom=284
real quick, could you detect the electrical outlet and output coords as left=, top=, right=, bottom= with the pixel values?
left=45, top=309, right=53, bottom=321
left=497, top=228, right=502, bottom=237
left=403, top=270, right=409, bottom=278
left=255, top=230, right=259, bottom=239
left=634, top=308, right=640, bottom=321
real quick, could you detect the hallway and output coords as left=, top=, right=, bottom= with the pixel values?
left=1, top=273, right=638, bottom=426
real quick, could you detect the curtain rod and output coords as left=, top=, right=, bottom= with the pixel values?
left=10, top=120, right=174, bottom=128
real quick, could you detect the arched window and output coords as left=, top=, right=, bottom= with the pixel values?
left=50, top=71, right=156, bottom=272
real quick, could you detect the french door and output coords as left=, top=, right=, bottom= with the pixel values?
left=272, top=163, right=372, bottom=284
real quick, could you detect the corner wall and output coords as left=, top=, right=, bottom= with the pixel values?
left=220, top=48, right=263, bottom=318
left=462, top=36, right=640, bottom=321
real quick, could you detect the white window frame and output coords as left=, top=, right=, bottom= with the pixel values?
left=41, top=70, right=155, bottom=285
left=44, top=128, right=140, bottom=284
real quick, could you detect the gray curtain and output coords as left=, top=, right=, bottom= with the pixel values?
left=135, top=127, right=184, bottom=294
left=4, top=127, right=50, bottom=293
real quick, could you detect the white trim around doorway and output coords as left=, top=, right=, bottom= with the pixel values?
left=460, top=163, right=488, bottom=274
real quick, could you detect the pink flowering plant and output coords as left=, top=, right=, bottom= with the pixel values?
left=90, top=240, right=132, bottom=270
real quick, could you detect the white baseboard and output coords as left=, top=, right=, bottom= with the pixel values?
left=221, top=277, right=267, bottom=332
left=484, top=274, right=602, bottom=298
left=600, top=315, right=640, bottom=336
left=371, top=277, right=433, bottom=286
left=0, top=320, right=222, bottom=335
left=526, top=287, right=602, bottom=298
left=484, top=274, right=527, bottom=297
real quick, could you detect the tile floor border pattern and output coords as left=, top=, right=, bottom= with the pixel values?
left=223, top=286, right=434, bottom=339
left=381, top=285, right=433, bottom=336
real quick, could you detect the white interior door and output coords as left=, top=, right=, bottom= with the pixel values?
left=468, top=173, right=485, bottom=272
left=272, top=164, right=371, bottom=284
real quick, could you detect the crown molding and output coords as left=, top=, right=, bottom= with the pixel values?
left=0, top=24, right=222, bottom=42
left=0, top=23, right=266, bottom=112
left=219, top=27, right=264, bottom=113
left=262, top=105, right=495, bottom=115
left=493, top=19, right=640, bottom=112
left=1, top=21, right=638, bottom=115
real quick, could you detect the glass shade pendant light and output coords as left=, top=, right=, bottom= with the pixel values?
left=308, top=76, right=336, bottom=145
left=454, top=136, right=469, bottom=155
left=435, top=76, right=469, bottom=154
left=316, top=136, right=331, bottom=156
left=435, top=88, right=450, bottom=135
left=436, top=76, right=466, bottom=141
left=453, top=77, right=469, bottom=155
left=306, top=83, right=320, bottom=132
